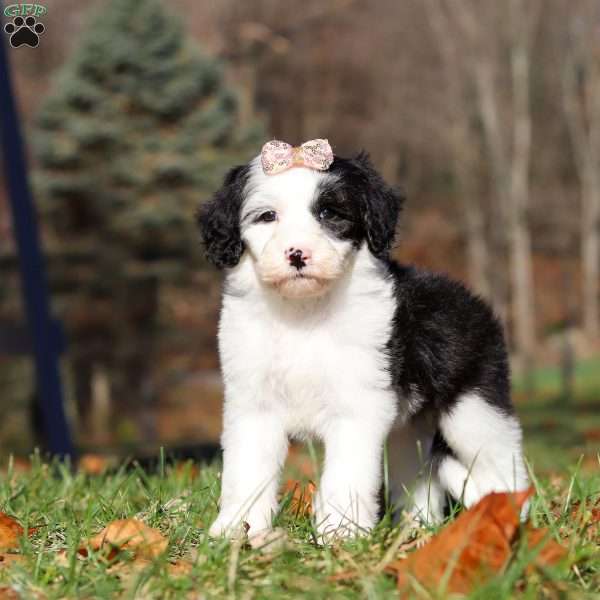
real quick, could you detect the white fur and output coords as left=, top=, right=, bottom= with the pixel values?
left=210, top=163, right=397, bottom=538
left=240, top=159, right=352, bottom=299
left=437, top=393, right=529, bottom=508
left=386, top=394, right=529, bottom=525
left=209, top=162, right=529, bottom=539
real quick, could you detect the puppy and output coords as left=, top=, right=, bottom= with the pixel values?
left=198, top=139, right=528, bottom=539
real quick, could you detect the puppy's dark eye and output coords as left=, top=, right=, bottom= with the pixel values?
left=319, top=207, right=336, bottom=220
left=256, top=210, right=277, bottom=223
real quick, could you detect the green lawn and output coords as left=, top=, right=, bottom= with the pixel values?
left=0, top=451, right=597, bottom=598
left=0, top=359, right=598, bottom=599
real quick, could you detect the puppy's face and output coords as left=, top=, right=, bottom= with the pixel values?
left=239, top=160, right=363, bottom=298
left=199, top=152, right=403, bottom=299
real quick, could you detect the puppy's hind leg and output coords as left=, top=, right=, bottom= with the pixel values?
left=438, top=392, right=529, bottom=509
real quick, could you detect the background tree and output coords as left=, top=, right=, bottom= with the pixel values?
left=33, top=0, right=260, bottom=435
left=427, top=0, right=540, bottom=367
left=562, top=0, right=600, bottom=340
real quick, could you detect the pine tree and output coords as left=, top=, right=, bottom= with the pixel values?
left=35, top=0, right=259, bottom=263
left=33, top=0, right=261, bottom=434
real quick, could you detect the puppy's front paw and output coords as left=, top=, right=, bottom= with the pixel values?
left=208, top=514, right=248, bottom=539
left=314, top=493, right=376, bottom=543
left=209, top=507, right=273, bottom=539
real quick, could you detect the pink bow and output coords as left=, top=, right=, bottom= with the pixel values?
left=261, top=139, right=334, bottom=175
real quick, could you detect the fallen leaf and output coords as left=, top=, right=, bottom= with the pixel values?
left=386, top=489, right=532, bottom=595
left=0, top=458, right=31, bottom=477
left=0, top=514, right=24, bottom=551
left=107, top=558, right=154, bottom=597
left=286, top=444, right=317, bottom=479
left=582, top=428, right=600, bottom=442
left=78, top=454, right=115, bottom=475
left=0, top=587, right=19, bottom=600
left=173, top=461, right=200, bottom=481
left=81, top=519, right=168, bottom=560
left=168, top=559, right=193, bottom=576
left=580, top=453, right=599, bottom=474
left=281, top=480, right=316, bottom=518
left=0, top=554, right=24, bottom=568
left=522, top=526, right=568, bottom=573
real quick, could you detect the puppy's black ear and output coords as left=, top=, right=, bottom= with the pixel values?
left=354, top=152, right=404, bottom=259
left=197, top=165, right=248, bottom=269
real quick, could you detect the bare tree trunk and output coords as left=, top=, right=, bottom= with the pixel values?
left=508, top=0, right=537, bottom=360
left=450, top=0, right=538, bottom=358
left=581, top=176, right=600, bottom=337
left=562, top=6, right=600, bottom=340
left=424, top=0, right=492, bottom=300
left=451, top=129, right=492, bottom=300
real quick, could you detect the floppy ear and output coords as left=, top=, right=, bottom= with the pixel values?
left=197, top=165, right=248, bottom=269
left=354, top=152, right=404, bottom=258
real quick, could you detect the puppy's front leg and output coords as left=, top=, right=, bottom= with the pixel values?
left=209, top=409, right=288, bottom=537
left=316, top=416, right=389, bottom=540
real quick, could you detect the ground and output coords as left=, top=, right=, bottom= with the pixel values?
left=0, top=360, right=598, bottom=599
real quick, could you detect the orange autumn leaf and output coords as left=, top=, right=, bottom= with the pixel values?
left=282, top=479, right=316, bottom=518
left=522, top=526, right=567, bottom=573
left=286, top=444, right=317, bottom=479
left=0, top=514, right=24, bottom=552
left=78, top=454, right=116, bottom=475
left=0, top=554, right=24, bottom=569
left=81, top=519, right=168, bottom=560
left=0, top=587, right=20, bottom=600
left=387, top=489, right=533, bottom=595
left=173, top=461, right=200, bottom=481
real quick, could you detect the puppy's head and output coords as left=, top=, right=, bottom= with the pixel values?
left=198, top=151, right=403, bottom=299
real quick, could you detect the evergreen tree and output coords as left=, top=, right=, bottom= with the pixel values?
left=33, top=0, right=261, bottom=434
left=35, top=0, right=259, bottom=263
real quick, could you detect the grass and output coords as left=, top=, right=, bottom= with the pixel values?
left=0, top=359, right=598, bottom=599
left=0, top=452, right=597, bottom=598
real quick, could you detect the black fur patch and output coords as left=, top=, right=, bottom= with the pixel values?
left=197, top=165, right=249, bottom=269
left=314, top=153, right=404, bottom=257
left=384, top=262, right=513, bottom=418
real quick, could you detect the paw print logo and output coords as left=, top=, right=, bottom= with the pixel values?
left=4, top=16, right=45, bottom=48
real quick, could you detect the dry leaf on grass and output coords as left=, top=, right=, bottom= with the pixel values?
left=173, top=461, right=200, bottom=481
left=78, top=454, right=117, bottom=475
left=281, top=480, right=316, bottom=518
left=286, top=444, right=317, bottom=479
left=582, top=428, right=600, bottom=442
left=522, top=526, right=568, bottom=574
left=167, top=559, right=194, bottom=576
left=0, top=514, right=24, bottom=552
left=80, top=519, right=168, bottom=560
left=0, top=587, right=20, bottom=600
left=0, top=554, right=24, bottom=569
left=386, top=489, right=567, bottom=595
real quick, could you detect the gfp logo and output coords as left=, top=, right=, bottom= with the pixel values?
left=4, top=4, right=47, bottom=48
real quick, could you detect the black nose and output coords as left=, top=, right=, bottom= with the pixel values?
left=289, top=249, right=306, bottom=270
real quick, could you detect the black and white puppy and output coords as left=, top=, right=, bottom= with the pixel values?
left=198, top=149, right=528, bottom=539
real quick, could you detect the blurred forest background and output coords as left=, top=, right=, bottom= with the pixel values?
left=1, top=0, right=599, bottom=462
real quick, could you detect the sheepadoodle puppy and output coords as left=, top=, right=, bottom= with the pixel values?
left=198, top=139, right=528, bottom=540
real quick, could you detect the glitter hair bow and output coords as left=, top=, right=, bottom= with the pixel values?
left=261, top=139, right=334, bottom=175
